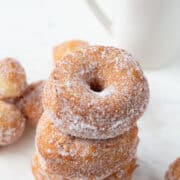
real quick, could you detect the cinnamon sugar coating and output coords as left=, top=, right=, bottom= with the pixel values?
left=35, top=112, right=138, bottom=179
left=32, top=45, right=149, bottom=180
left=17, top=80, right=45, bottom=126
left=0, top=58, right=27, bottom=99
left=53, top=40, right=89, bottom=64
left=44, top=46, right=149, bottom=139
left=0, top=100, right=25, bottom=146
left=32, top=154, right=136, bottom=180
left=165, top=158, right=180, bottom=180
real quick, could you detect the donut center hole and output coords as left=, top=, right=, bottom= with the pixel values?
left=89, top=78, right=104, bottom=92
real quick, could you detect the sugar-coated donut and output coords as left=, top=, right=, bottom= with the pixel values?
left=165, top=158, right=180, bottom=180
left=0, top=58, right=27, bottom=99
left=32, top=154, right=136, bottom=180
left=17, top=80, right=45, bottom=126
left=0, top=100, right=25, bottom=146
left=44, top=46, right=149, bottom=139
left=35, top=112, right=138, bottom=179
left=53, top=40, right=89, bottom=64
left=33, top=45, right=149, bottom=179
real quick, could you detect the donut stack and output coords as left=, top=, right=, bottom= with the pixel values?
left=32, top=46, right=149, bottom=180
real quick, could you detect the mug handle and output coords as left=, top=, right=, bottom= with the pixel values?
left=86, top=0, right=112, bottom=33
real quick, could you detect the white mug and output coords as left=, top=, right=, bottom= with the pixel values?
left=86, top=0, right=180, bottom=69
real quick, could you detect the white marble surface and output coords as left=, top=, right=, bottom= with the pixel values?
left=0, top=0, right=180, bottom=179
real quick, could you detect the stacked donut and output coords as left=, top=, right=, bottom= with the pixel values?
left=32, top=46, right=149, bottom=179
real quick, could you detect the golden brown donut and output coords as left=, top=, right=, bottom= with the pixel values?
left=17, top=80, right=45, bottom=126
left=0, top=58, right=27, bottom=99
left=32, top=45, right=148, bottom=179
left=43, top=46, right=149, bottom=139
left=35, top=112, right=138, bottom=179
left=0, top=100, right=25, bottom=146
left=53, top=40, right=89, bottom=64
left=32, top=154, right=136, bottom=180
left=165, top=158, right=180, bottom=180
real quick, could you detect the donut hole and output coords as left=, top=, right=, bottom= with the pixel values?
left=89, top=78, right=104, bottom=92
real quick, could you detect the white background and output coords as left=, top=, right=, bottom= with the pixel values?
left=0, top=0, right=180, bottom=180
